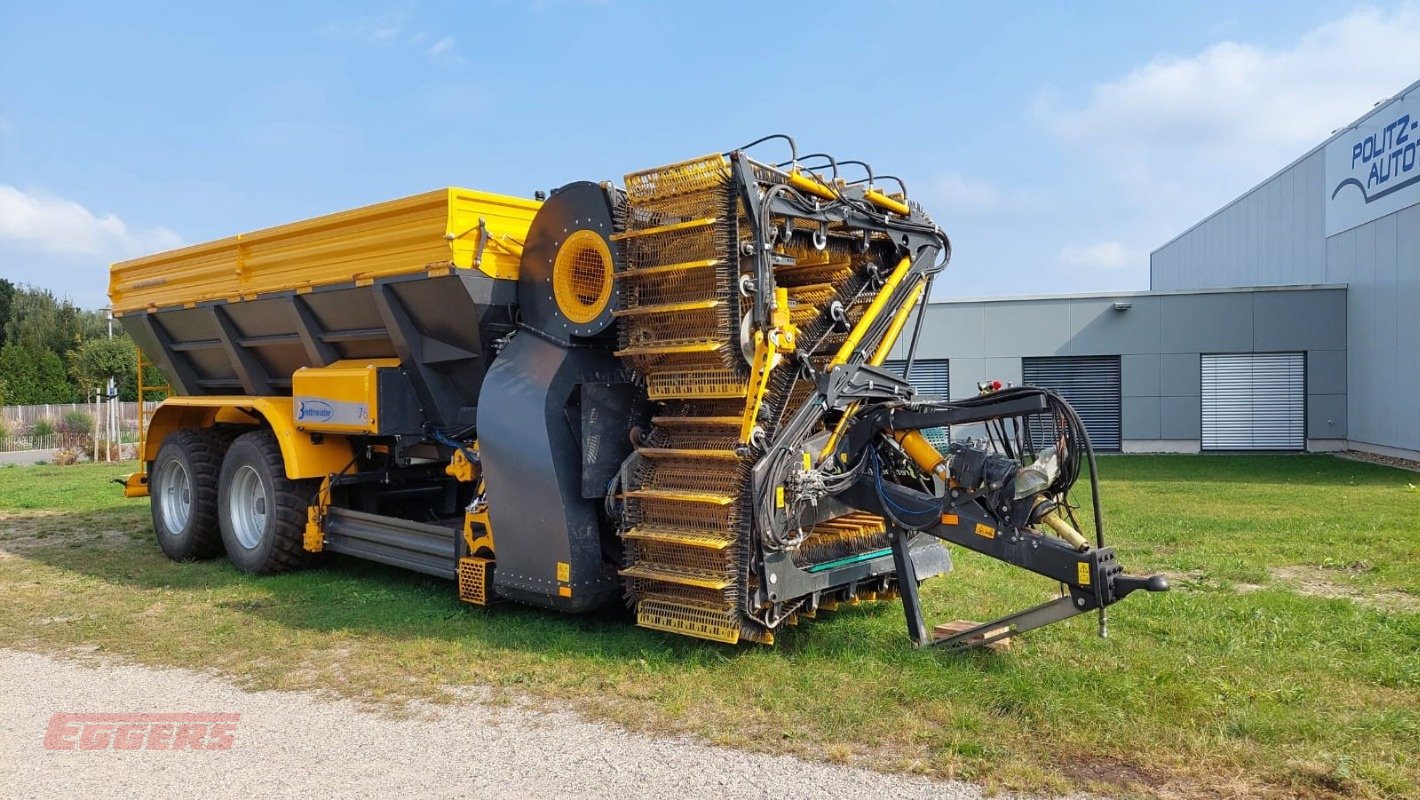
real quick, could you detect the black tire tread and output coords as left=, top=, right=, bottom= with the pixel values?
left=152, top=428, right=226, bottom=560
left=220, top=430, right=316, bottom=574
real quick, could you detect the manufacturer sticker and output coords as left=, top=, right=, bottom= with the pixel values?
left=294, top=397, right=370, bottom=428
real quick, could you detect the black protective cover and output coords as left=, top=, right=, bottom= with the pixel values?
left=516, top=181, right=622, bottom=344
left=477, top=331, right=626, bottom=612
left=578, top=382, right=638, bottom=499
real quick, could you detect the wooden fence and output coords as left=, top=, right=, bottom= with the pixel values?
left=0, top=401, right=159, bottom=452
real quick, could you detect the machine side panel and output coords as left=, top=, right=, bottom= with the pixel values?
left=478, top=332, right=625, bottom=612
left=117, top=272, right=518, bottom=431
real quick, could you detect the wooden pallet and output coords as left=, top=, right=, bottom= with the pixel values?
left=933, top=619, right=1014, bottom=652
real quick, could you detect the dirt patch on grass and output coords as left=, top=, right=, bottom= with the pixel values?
left=0, top=510, right=146, bottom=557
left=1270, top=566, right=1420, bottom=613
left=1158, top=569, right=1267, bottom=594
left=1157, top=565, right=1415, bottom=611
left=1055, top=756, right=1165, bottom=795
left=0, top=511, right=69, bottom=557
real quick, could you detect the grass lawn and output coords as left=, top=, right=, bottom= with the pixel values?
left=0, top=455, right=1416, bottom=798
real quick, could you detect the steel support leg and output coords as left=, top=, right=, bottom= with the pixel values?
left=890, top=528, right=930, bottom=646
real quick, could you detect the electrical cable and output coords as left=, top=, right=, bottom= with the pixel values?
left=868, top=447, right=942, bottom=531
left=733, top=133, right=797, bottom=165
left=431, top=428, right=479, bottom=469
left=307, top=451, right=361, bottom=507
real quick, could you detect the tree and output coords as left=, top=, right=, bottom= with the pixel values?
left=0, top=283, right=112, bottom=402
left=35, top=350, right=74, bottom=403
left=70, top=335, right=140, bottom=401
left=0, top=343, right=74, bottom=404
left=0, top=278, right=15, bottom=347
left=2, top=285, right=104, bottom=357
left=0, top=344, right=39, bottom=403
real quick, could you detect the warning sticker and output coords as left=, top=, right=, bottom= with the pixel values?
left=556, top=561, right=570, bottom=582
left=1077, top=562, right=1091, bottom=586
left=974, top=523, right=995, bottom=539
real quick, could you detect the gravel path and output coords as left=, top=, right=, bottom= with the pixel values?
left=0, top=648, right=1064, bottom=800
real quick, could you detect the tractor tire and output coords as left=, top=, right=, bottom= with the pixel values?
left=217, top=430, right=317, bottom=574
left=150, top=428, right=225, bottom=561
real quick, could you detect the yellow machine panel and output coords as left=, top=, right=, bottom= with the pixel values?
left=292, top=359, right=404, bottom=435
left=109, top=188, right=541, bottom=314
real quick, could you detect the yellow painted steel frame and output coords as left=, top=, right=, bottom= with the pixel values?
left=304, top=474, right=333, bottom=552
left=121, top=472, right=151, bottom=498
left=819, top=263, right=923, bottom=462
left=110, top=188, right=539, bottom=314
left=121, top=348, right=172, bottom=498
left=444, top=449, right=480, bottom=483
left=739, top=288, right=798, bottom=443
left=141, top=396, right=354, bottom=480
left=463, top=496, right=495, bottom=557
left=829, top=255, right=913, bottom=368
left=864, top=188, right=911, bottom=216
left=876, top=281, right=943, bottom=478
left=464, top=503, right=495, bottom=557
left=787, top=170, right=838, bottom=201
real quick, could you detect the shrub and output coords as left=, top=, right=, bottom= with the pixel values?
left=59, top=409, right=93, bottom=436
left=30, top=418, right=55, bottom=438
left=52, top=448, right=81, bottom=466
left=0, top=418, right=8, bottom=442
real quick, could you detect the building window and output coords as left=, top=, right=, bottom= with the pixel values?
left=882, top=358, right=949, bottom=397
left=1201, top=352, right=1305, bottom=451
left=1022, top=356, right=1123, bottom=452
left=883, top=359, right=950, bottom=452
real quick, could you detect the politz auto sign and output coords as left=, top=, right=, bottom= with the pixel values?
left=1326, top=86, right=1420, bottom=236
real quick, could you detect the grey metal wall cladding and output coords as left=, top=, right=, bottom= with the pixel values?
left=1201, top=352, right=1305, bottom=450
left=884, top=358, right=950, bottom=398
left=1022, top=356, right=1122, bottom=451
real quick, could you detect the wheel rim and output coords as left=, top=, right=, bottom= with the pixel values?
left=157, top=458, right=192, bottom=533
left=228, top=464, right=268, bottom=550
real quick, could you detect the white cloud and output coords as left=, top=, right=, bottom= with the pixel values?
left=1058, top=240, right=1134, bottom=272
left=930, top=173, right=1044, bottom=214
left=1043, top=6, right=1420, bottom=171
left=322, top=12, right=405, bottom=45
left=324, top=13, right=459, bottom=60
left=1031, top=5, right=1420, bottom=266
left=936, top=174, right=1004, bottom=209
left=0, top=185, right=182, bottom=259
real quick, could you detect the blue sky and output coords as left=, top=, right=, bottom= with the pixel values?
left=2, top=1, right=1419, bottom=309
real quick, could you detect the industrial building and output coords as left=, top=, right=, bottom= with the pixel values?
left=894, top=77, right=1418, bottom=459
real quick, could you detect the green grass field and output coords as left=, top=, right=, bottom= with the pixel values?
left=0, top=456, right=1416, bottom=798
